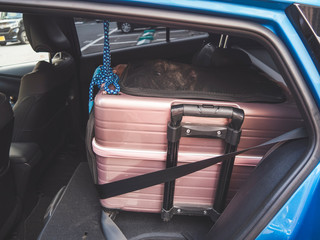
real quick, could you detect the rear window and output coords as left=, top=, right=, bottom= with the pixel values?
left=75, top=19, right=208, bottom=55
left=289, top=4, right=320, bottom=73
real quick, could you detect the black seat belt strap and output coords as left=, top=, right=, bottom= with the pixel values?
left=96, top=127, right=307, bottom=199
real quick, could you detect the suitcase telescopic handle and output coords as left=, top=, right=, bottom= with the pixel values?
left=164, top=104, right=244, bottom=220
left=170, top=104, right=244, bottom=130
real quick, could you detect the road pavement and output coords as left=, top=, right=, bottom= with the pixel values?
left=0, top=42, right=48, bottom=67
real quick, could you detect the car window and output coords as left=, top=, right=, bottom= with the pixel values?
left=0, top=12, right=22, bottom=20
left=0, top=12, right=49, bottom=67
left=289, top=5, right=320, bottom=74
left=299, top=5, right=320, bottom=37
left=75, top=18, right=208, bottom=55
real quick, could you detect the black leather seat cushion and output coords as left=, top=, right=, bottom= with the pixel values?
left=9, top=142, right=41, bottom=165
left=9, top=142, right=42, bottom=198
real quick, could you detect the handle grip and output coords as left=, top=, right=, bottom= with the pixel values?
left=170, top=104, right=244, bottom=130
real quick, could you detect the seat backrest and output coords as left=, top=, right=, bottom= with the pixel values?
left=0, top=92, right=19, bottom=239
left=205, top=138, right=308, bottom=239
left=12, top=14, right=75, bottom=158
left=12, top=52, right=74, bottom=144
left=0, top=92, right=13, bottom=169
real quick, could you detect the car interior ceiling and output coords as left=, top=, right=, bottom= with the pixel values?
left=0, top=10, right=312, bottom=240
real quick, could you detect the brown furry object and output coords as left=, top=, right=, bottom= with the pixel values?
left=119, top=59, right=286, bottom=103
left=121, top=59, right=199, bottom=90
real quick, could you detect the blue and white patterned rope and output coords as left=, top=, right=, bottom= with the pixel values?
left=89, top=20, right=120, bottom=112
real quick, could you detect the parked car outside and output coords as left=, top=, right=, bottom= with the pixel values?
left=117, top=22, right=155, bottom=33
left=0, top=12, right=28, bottom=46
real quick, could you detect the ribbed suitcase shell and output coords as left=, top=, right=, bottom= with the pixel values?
left=93, top=91, right=303, bottom=213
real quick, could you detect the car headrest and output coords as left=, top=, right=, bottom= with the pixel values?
left=23, top=14, right=71, bottom=53
left=192, top=43, right=216, bottom=67
left=211, top=48, right=252, bottom=67
left=193, top=43, right=252, bottom=68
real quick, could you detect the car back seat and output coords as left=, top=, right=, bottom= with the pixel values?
left=12, top=14, right=75, bottom=172
left=205, top=138, right=308, bottom=239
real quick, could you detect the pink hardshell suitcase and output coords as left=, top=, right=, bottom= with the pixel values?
left=92, top=89, right=303, bottom=218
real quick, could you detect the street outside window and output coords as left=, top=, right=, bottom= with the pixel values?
left=75, top=19, right=208, bottom=55
left=0, top=12, right=49, bottom=67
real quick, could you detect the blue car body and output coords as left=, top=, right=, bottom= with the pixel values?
left=1, top=0, right=320, bottom=238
